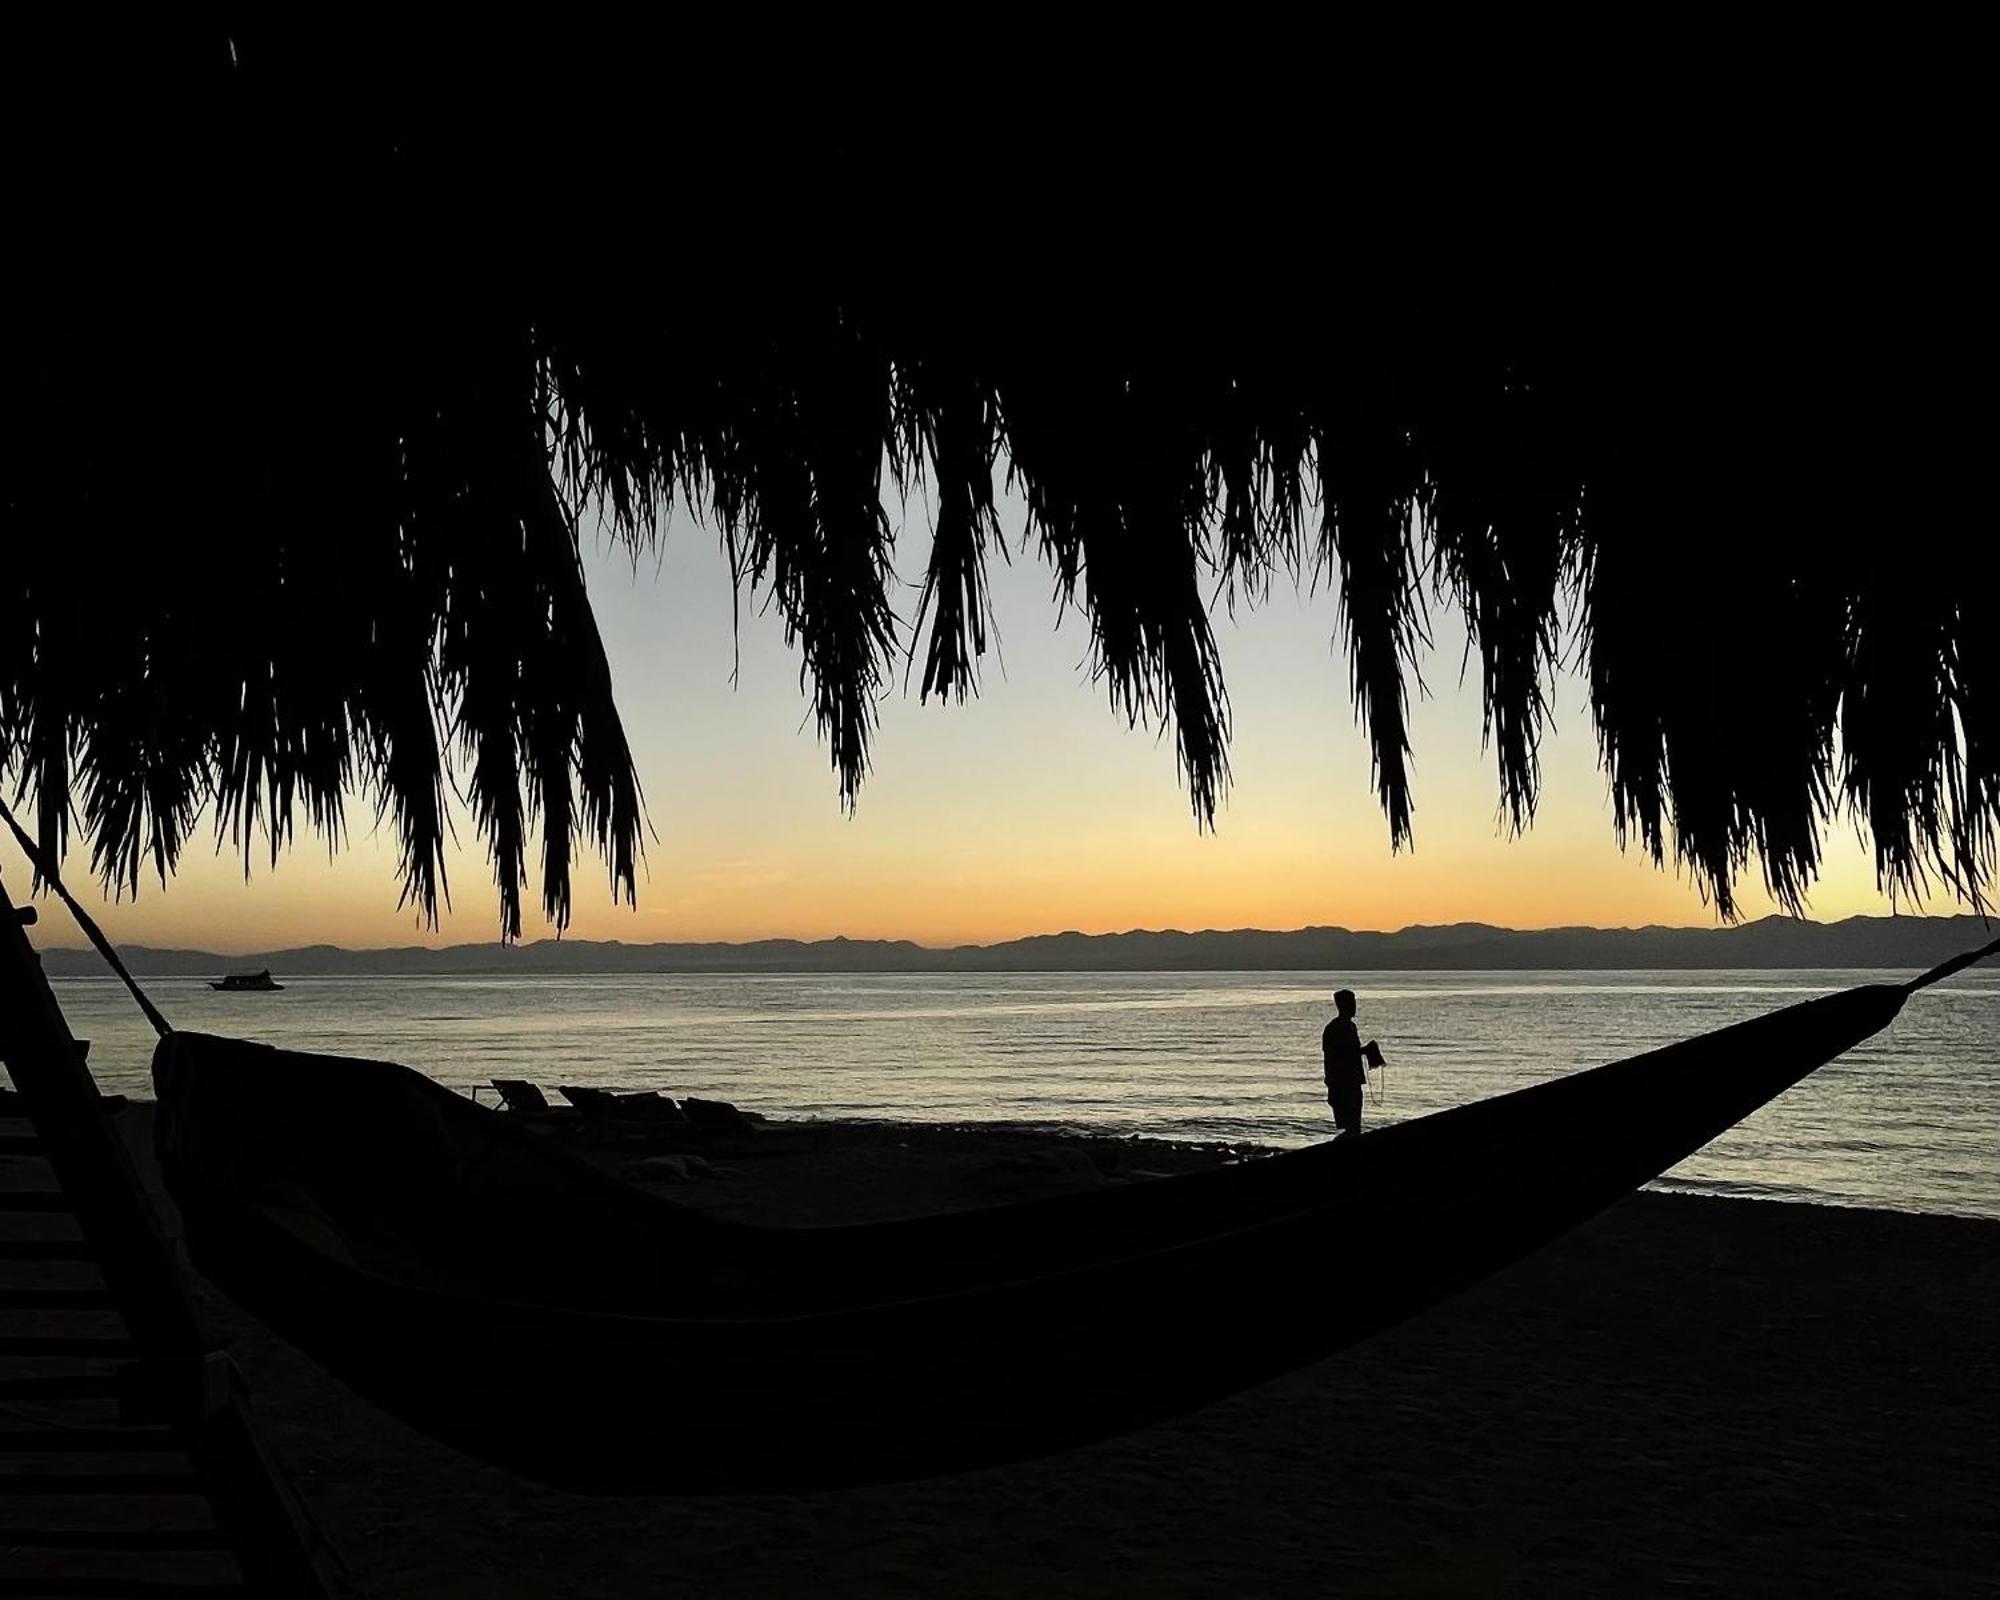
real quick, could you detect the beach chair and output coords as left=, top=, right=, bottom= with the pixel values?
left=491, top=1079, right=552, bottom=1114
left=675, top=1097, right=819, bottom=1155
left=680, top=1096, right=757, bottom=1137
left=618, top=1090, right=686, bottom=1122
left=556, top=1084, right=625, bottom=1119
left=557, top=1086, right=695, bottom=1150
left=556, top=1086, right=682, bottom=1120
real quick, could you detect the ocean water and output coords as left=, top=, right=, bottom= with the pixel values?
left=38, top=968, right=2000, bottom=1221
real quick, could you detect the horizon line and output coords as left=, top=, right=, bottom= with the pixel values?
left=26, top=908, right=1988, bottom=960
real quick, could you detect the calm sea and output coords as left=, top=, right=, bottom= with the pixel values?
left=42, top=968, right=2000, bottom=1221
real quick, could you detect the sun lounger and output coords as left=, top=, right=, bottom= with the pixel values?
left=558, top=1084, right=628, bottom=1117
left=680, top=1096, right=756, bottom=1137
left=555, top=1086, right=682, bottom=1120
left=554, top=1088, right=690, bottom=1149
left=551, top=1086, right=813, bottom=1154
left=616, top=1091, right=686, bottom=1123
left=491, top=1079, right=553, bottom=1114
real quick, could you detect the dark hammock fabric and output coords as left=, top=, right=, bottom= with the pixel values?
left=154, top=980, right=1915, bottom=1492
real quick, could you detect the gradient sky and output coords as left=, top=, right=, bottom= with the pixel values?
left=4, top=483, right=1907, bottom=953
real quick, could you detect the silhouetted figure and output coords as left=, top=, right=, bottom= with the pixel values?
left=1322, top=988, right=1383, bottom=1137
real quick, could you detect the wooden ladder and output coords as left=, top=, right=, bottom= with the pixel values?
left=0, top=870, right=352, bottom=1598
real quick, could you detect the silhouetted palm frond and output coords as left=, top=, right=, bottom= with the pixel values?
left=2, top=26, right=1990, bottom=930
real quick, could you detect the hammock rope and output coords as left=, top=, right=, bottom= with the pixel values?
left=0, top=794, right=172, bottom=1039
left=1906, top=929, right=2000, bottom=993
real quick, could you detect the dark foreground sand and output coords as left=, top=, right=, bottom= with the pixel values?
left=144, top=1116, right=1998, bottom=1599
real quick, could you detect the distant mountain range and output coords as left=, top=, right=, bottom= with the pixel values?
left=33, top=915, right=1999, bottom=978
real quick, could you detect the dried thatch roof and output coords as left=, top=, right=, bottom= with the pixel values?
left=2, top=26, right=1991, bottom=932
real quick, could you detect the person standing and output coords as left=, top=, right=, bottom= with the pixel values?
left=1321, top=988, right=1372, bottom=1136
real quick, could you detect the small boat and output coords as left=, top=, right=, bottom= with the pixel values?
left=207, top=969, right=283, bottom=992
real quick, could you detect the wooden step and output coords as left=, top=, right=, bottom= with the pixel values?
left=0, top=1286, right=116, bottom=1309
left=0, top=1240, right=94, bottom=1264
left=0, top=1192, right=73, bottom=1212
left=0, top=1240, right=96, bottom=1261
left=0, top=1335, right=138, bottom=1358
left=0, top=1523, right=234, bottom=1549
left=0, top=1372, right=121, bottom=1401
left=0, top=1468, right=203, bottom=1494
left=0, top=1425, right=177, bottom=1452
left=0, top=1259, right=106, bottom=1287
left=0, top=1578, right=246, bottom=1597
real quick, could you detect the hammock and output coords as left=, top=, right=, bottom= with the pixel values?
left=145, top=950, right=1989, bottom=1494
left=8, top=800, right=1990, bottom=1491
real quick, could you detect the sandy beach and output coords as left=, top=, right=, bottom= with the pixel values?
left=118, top=1111, right=1998, bottom=1599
